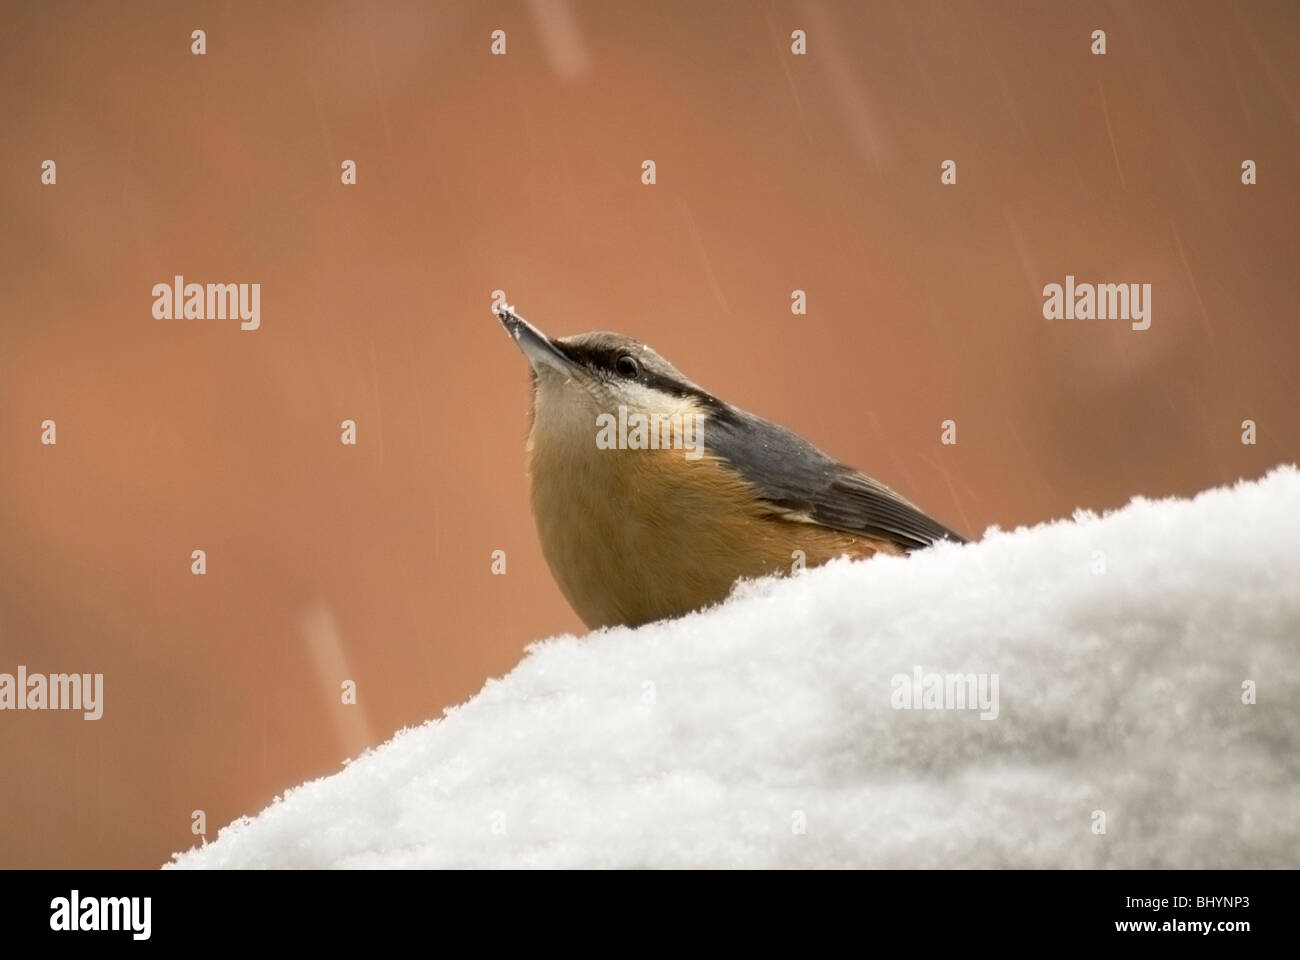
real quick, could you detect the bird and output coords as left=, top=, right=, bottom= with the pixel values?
left=496, top=303, right=966, bottom=629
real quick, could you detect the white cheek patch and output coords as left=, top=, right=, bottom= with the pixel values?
left=534, top=372, right=707, bottom=460
left=613, top=380, right=670, bottom=411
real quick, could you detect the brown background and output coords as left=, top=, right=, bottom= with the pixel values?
left=0, top=0, right=1296, bottom=868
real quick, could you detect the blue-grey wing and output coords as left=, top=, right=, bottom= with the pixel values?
left=703, top=405, right=966, bottom=550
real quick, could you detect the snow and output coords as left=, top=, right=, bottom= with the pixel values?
left=169, top=467, right=1300, bottom=869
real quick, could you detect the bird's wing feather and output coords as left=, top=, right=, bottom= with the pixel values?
left=703, top=404, right=966, bottom=550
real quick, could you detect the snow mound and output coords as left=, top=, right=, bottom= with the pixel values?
left=170, top=467, right=1300, bottom=868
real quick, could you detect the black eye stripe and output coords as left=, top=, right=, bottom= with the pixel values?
left=559, top=341, right=720, bottom=405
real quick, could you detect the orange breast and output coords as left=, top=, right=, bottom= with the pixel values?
left=528, top=429, right=897, bottom=628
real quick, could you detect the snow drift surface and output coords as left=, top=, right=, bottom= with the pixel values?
left=171, top=468, right=1300, bottom=869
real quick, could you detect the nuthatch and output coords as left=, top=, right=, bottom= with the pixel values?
left=497, top=304, right=965, bottom=629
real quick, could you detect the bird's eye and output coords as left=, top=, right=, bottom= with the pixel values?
left=615, top=354, right=641, bottom=378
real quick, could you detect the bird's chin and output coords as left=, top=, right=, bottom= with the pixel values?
left=533, top=363, right=591, bottom=395
left=533, top=367, right=607, bottom=417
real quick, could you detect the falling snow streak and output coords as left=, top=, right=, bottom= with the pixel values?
left=766, top=5, right=813, bottom=148
left=1169, top=217, right=1214, bottom=339
left=368, top=339, right=385, bottom=467
left=1097, top=79, right=1127, bottom=192
left=798, top=0, right=890, bottom=171
left=1001, top=206, right=1044, bottom=311
left=527, top=0, right=591, bottom=78
left=678, top=199, right=731, bottom=316
left=921, top=452, right=973, bottom=538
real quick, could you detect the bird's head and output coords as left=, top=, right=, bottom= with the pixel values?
left=496, top=305, right=717, bottom=457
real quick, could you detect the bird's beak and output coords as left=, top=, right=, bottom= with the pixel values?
left=496, top=304, right=578, bottom=376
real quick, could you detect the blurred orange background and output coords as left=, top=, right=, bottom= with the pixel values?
left=1, top=0, right=1296, bottom=868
